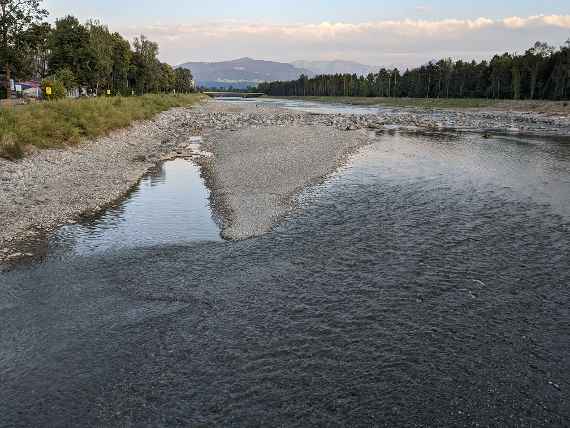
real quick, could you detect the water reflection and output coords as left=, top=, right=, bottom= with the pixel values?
left=49, top=158, right=222, bottom=258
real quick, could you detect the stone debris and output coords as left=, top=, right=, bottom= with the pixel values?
left=1, top=99, right=569, bottom=263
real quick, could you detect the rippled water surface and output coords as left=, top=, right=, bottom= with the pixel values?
left=1, top=105, right=569, bottom=426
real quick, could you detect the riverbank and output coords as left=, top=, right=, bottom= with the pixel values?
left=2, top=97, right=570, bottom=264
left=0, top=94, right=205, bottom=159
left=0, top=100, right=372, bottom=264
left=0, top=107, right=203, bottom=263
left=280, top=96, right=570, bottom=115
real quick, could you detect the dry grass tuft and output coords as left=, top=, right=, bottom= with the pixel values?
left=0, top=93, right=205, bottom=159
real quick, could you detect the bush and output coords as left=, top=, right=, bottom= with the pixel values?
left=0, top=134, right=23, bottom=159
left=41, top=78, right=66, bottom=100
left=54, top=68, right=78, bottom=92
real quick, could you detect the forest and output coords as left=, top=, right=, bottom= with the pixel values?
left=0, top=0, right=194, bottom=98
left=258, top=41, right=570, bottom=101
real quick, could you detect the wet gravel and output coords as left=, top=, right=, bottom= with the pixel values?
left=1, top=129, right=568, bottom=426
left=2, top=99, right=569, bottom=265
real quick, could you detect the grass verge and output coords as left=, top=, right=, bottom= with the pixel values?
left=0, top=93, right=206, bottom=159
left=277, top=96, right=570, bottom=112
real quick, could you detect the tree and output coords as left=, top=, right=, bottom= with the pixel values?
left=0, top=0, right=48, bottom=96
left=48, top=16, right=94, bottom=90
left=174, top=67, right=194, bottom=93
left=53, top=67, right=77, bottom=92
left=87, top=20, right=115, bottom=93
left=523, top=42, right=554, bottom=99
left=110, top=33, right=131, bottom=94
left=130, top=35, right=160, bottom=94
left=16, top=22, right=50, bottom=80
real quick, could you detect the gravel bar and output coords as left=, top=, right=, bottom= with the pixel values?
left=2, top=99, right=569, bottom=263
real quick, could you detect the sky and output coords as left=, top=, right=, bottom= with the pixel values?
left=44, top=0, right=570, bottom=68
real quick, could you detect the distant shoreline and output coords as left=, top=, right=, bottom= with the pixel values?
left=272, top=96, right=570, bottom=115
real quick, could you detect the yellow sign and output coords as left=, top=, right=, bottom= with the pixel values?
left=46, top=87, right=52, bottom=95
left=107, top=90, right=111, bottom=95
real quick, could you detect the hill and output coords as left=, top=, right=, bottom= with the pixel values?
left=291, top=60, right=379, bottom=76
left=177, top=57, right=313, bottom=89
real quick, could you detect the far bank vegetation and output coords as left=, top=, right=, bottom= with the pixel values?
left=259, top=41, right=570, bottom=101
left=0, top=0, right=201, bottom=159
left=1, top=1, right=195, bottom=98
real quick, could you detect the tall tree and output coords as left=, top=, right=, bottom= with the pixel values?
left=130, top=35, right=160, bottom=94
left=523, top=42, right=554, bottom=99
left=110, top=32, right=131, bottom=94
left=48, top=16, right=93, bottom=89
left=87, top=20, right=114, bottom=93
left=14, top=21, right=50, bottom=80
left=0, top=0, right=47, bottom=96
left=174, top=67, right=194, bottom=93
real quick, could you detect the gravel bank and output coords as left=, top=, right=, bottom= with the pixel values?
left=2, top=99, right=569, bottom=263
left=201, top=126, right=368, bottom=239
left=0, top=107, right=203, bottom=263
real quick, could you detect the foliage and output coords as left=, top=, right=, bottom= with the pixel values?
left=174, top=68, right=194, bottom=93
left=0, top=94, right=205, bottom=159
left=258, top=40, right=570, bottom=101
left=48, top=15, right=93, bottom=89
left=0, top=0, right=48, bottom=93
left=0, top=133, right=22, bottom=159
left=5, top=9, right=194, bottom=97
left=41, top=77, right=66, bottom=99
left=53, top=67, right=77, bottom=91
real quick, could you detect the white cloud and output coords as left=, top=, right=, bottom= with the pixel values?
left=117, top=15, right=570, bottom=68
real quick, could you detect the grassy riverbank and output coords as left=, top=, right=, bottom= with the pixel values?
left=0, top=93, right=205, bottom=159
left=278, top=96, right=570, bottom=113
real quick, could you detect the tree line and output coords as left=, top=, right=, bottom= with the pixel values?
left=0, top=0, right=194, bottom=98
left=258, top=41, right=570, bottom=101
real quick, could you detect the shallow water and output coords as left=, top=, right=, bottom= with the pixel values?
left=218, top=96, right=392, bottom=115
left=48, top=158, right=221, bottom=259
left=1, top=106, right=570, bottom=426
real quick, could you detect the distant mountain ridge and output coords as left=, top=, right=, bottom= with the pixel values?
left=177, top=57, right=313, bottom=89
left=177, top=57, right=382, bottom=89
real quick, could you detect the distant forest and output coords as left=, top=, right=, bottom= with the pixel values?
left=1, top=1, right=194, bottom=97
left=258, top=41, right=570, bottom=100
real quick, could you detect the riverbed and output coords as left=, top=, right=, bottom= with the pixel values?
left=1, top=99, right=569, bottom=426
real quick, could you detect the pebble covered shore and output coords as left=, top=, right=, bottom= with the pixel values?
left=1, top=100, right=569, bottom=264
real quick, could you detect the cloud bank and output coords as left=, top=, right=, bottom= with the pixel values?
left=118, top=15, right=570, bottom=67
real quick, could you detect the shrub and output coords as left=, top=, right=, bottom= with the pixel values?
left=41, top=78, right=66, bottom=100
left=53, top=68, right=78, bottom=92
left=0, top=134, right=23, bottom=159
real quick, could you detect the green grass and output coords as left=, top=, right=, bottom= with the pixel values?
left=0, top=93, right=206, bottom=159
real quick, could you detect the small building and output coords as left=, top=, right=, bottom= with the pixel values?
left=15, top=80, right=41, bottom=99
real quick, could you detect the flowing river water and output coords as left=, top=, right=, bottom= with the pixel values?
left=1, top=100, right=569, bottom=426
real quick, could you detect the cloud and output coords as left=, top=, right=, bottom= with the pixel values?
left=118, top=15, right=570, bottom=68
left=415, top=5, right=432, bottom=14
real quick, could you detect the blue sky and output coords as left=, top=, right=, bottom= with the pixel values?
left=43, top=1, right=570, bottom=66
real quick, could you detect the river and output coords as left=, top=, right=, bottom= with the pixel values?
left=1, top=99, right=569, bottom=426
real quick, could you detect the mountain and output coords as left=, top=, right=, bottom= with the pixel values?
left=292, top=60, right=379, bottom=76
left=177, top=57, right=313, bottom=89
